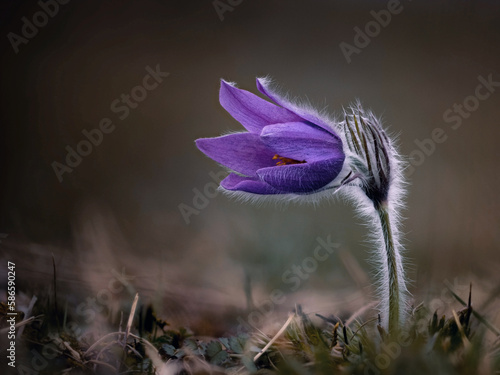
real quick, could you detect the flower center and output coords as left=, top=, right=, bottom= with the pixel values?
left=272, top=154, right=306, bottom=166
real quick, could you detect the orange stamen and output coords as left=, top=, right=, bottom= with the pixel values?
left=272, top=154, right=306, bottom=166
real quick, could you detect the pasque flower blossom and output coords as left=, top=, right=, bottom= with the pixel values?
left=196, top=78, right=408, bottom=336
left=196, top=79, right=346, bottom=197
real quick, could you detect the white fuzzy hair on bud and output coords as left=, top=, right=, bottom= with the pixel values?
left=338, top=101, right=409, bottom=334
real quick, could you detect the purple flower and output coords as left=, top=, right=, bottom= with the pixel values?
left=195, top=79, right=346, bottom=196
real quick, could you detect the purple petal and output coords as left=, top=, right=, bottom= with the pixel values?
left=260, top=122, right=344, bottom=162
left=220, top=80, right=302, bottom=133
left=256, top=157, right=345, bottom=193
left=256, top=78, right=335, bottom=134
left=195, top=133, right=276, bottom=177
left=221, top=173, right=282, bottom=195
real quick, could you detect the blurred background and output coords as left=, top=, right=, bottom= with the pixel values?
left=0, top=0, right=499, bottom=335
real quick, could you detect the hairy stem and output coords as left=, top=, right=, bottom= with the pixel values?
left=377, top=204, right=404, bottom=336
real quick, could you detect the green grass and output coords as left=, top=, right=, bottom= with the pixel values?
left=3, top=282, right=500, bottom=375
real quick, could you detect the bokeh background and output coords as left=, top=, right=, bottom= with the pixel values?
left=1, top=0, right=499, bottom=335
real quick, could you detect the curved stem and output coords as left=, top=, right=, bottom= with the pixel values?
left=377, top=204, right=403, bottom=336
